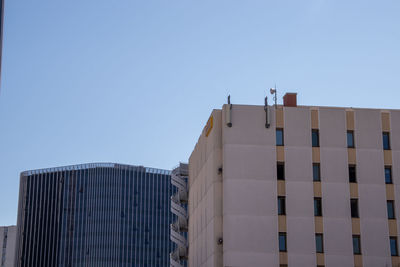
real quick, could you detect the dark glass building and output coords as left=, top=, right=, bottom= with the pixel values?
left=15, top=163, right=174, bottom=267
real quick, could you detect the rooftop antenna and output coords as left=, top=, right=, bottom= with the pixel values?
left=270, top=85, right=277, bottom=108
left=264, top=94, right=270, bottom=128
left=226, top=95, right=232, bottom=127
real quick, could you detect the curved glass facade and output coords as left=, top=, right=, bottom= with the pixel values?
left=15, top=163, right=174, bottom=267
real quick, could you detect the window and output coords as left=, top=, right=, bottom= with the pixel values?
left=314, top=197, right=322, bottom=216
left=351, top=199, right=359, bottom=218
left=353, top=235, right=361, bottom=254
left=349, top=165, right=357, bottom=183
left=385, top=166, right=392, bottom=184
left=387, top=201, right=395, bottom=219
left=276, top=129, right=284, bottom=146
left=391, top=237, right=398, bottom=256
left=315, top=233, right=324, bottom=253
left=278, top=196, right=286, bottom=215
left=279, top=232, right=287, bottom=252
left=383, top=132, right=391, bottom=150
left=313, top=163, right=321, bottom=181
left=312, top=130, right=320, bottom=147
left=277, top=162, right=285, bottom=180
left=347, top=130, right=355, bottom=148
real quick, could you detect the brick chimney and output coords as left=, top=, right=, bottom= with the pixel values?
left=283, top=93, right=297, bottom=107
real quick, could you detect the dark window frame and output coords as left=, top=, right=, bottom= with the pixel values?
left=279, top=232, right=287, bottom=252
left=349, top=165, right=357, bottom=183
left=347, top=130, right=355, bottom=148
left=312, top=129, right=320, bottom=147
left=353, top=235, right=361, bottom=255
left=314, top=197, right=323, bottom=217
left=277, top=162, right=285, bottom=181
left=391, top=236, right=398, bottom=256
left=313, top=163, right=321, bottom=182
left=315, top=233, right=324, bottom=253
left=387, top=200, right=395, bottom=219
left=276, top=128, right=284, bottom=146
left=351, top=199, right=359, bottom=218
left=385, top=166, right=393, bottom=184
left=383, top=132, right=391, bottom=150
left=278, top=196, right=286, bottom=215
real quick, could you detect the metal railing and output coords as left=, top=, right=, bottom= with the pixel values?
left=170, top=163, right=188, bottom=267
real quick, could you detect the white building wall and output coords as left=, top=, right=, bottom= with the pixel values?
left=284, top=107, right=316, bottom=267
left=355, top=109, right=391, bottom=267
left=189, top=104, right=400, bottom=267
left=319, top=108, right=354, bottom=267
left=222, top=105, right=279, bottom=267
left=0, top=226, right=16, bottom=267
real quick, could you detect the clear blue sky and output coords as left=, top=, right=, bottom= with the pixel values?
left=1, top=0, right=399, bottom=225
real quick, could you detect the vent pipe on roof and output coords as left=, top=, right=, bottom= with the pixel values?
left=283, top=93, right=297, bottom=107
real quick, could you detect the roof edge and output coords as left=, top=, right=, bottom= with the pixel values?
left=21, top=162, right=171, bottom=176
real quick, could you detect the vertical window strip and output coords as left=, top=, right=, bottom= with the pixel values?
left=139, top=169, right=144, bottom=265
left=71, top=171, right=77, bottom=264
left=166, top=173, right=170, bottom=266
left=81, top=169, right=87, bottom=265
left=145, top=171, right=149, bottom=265
left=92, top=167, right=98, bottom=264
left=39, top=174, right=45, bottom=267
left=48, top=172, right=55, bottom=266
left=54, top=171, right=62, bottom=266
left=151, top=171, right=154, bottom=266
left=120, top=168, right=125, bottom=264
left=36, top=173, right=44, bottom=267
left=43, top=173, right=50, bottom=266
left=110, top=167, right=114, bottom=264
left=87, top=168, right=94, bottom=265
left=25, top=176, right=33, bottom=266
left=59, top=171, right=66, bottom=265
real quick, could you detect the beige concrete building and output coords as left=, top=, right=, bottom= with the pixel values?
left=0, top=226, right=16, bottom=267
left=189, top=94, right=400, bottom=267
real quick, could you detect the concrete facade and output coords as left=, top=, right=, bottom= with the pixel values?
left=0, top=226, right=17, bottom=267
left=189, top=101, right=400, bottom=267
